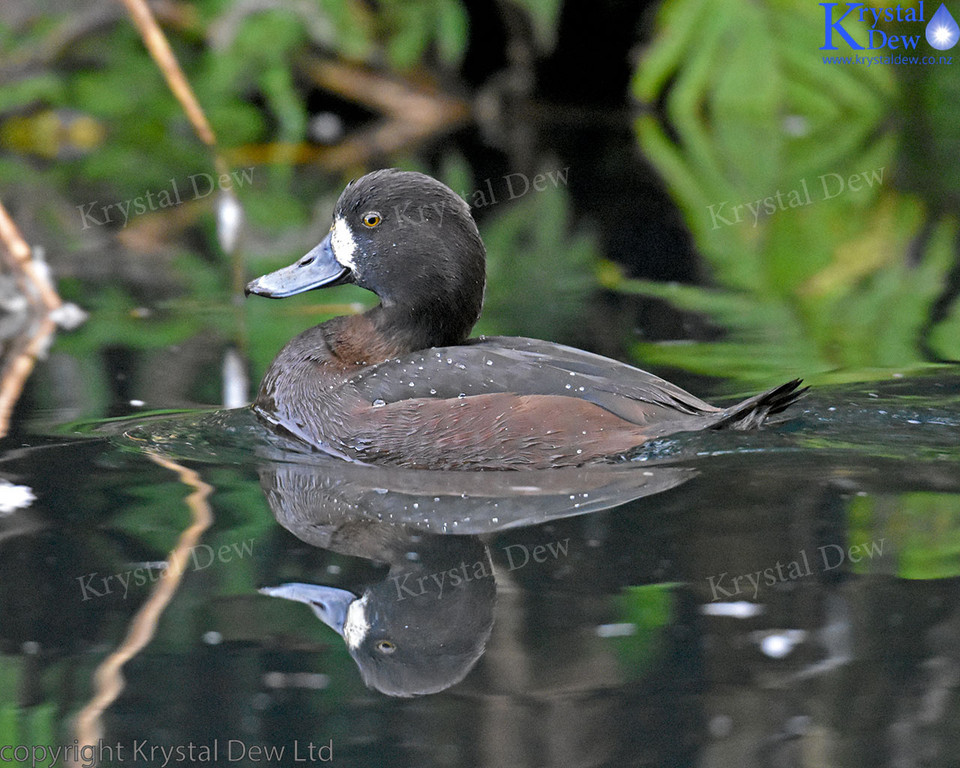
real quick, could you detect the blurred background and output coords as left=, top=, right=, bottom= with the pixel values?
left=0, top=0, right=957, bottom=425
left=1, top=1, right=959, bottom=767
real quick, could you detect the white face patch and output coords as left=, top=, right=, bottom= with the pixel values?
left=342, top=593, right=370, bottom=650
left=330, top=216, right=359, bottom=272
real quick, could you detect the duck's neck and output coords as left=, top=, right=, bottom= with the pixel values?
left=255, top=293, right=481, bottom=413
left=303, top=300, right=477, bottom=376
left=368, top=300, right=476, bottom=354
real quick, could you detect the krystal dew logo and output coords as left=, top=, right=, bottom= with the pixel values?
left=820, top=2, right=959, bottom=51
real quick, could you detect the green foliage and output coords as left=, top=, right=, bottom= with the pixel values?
left=67, top=27, right=209, bottom=192
left=604, top=584, right=675, bottom=677
left=848, top=493, right=960, bottom=579
left=199, top=7, right=311, bottom=143
left=382, top=0, right=470, bottom=69
left=0, top=72, right=63, bottom=113
left=56, top=291, right=206, bottom=354
left=197, top=0, right=472, bottom=77
left=628, top=0, right=958, bottom=385
left=476, top=177, right=600, bottom=341
left=0, top=0, right=479, bottom=219
left=106, top=481, right=193, bottom=553
left=0, top=658, right=60, bottom=756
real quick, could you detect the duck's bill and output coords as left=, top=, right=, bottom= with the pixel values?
left=259, top=583, right=357, bottom=636
left=245, top=232, right=350, bottom=298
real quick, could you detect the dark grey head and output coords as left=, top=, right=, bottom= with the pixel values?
left=260, top=576, right=494, bottom=697
left=246, top=169, right=487, bottom=348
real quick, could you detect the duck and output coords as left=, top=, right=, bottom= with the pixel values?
left=260, top=531, right=496, bottom=697
left=245, top=169, right=804, bottom=470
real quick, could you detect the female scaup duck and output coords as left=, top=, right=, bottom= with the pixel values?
left=246, top=169, right=804, bottom=470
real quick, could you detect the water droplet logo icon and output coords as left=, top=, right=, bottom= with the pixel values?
left=926, top=4, right=959, bottom=50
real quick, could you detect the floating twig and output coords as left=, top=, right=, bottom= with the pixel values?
left=73, top=452, right=214, bottom=763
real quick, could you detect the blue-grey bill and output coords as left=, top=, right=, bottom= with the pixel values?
left=245, top=232, right=349, bottom=298
left=259, top=583, right=357, bottom=635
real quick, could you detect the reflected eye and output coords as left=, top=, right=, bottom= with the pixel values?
left=376, top=640, right=396, bottom=654
left=362, top=212, right=382, bottom=228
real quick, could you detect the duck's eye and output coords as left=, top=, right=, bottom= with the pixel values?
left=362, top=212, right=382, bottom=228
left=376, top=640, right=396, bottom=654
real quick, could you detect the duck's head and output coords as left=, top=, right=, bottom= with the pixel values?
left=246, top=169, right=486, bottom=347
left=259, top=576, right=495, bottom=697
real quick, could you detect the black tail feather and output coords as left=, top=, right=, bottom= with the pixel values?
left=711, top=379, right=808, bottom=430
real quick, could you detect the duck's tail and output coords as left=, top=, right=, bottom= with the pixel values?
left=710, top=379, right=807, bottom=430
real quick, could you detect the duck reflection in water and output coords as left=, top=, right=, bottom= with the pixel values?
left=257, top=455, right=693, bottom=696
left=262, top=534, right=496, bottom=698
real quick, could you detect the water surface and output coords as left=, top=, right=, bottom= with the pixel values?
left=2, top=372, right=958, bottom=767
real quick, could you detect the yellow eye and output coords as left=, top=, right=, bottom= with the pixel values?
left=376, top=640, right=396, bottom=654
left=362, top=212, right=381, bottom=228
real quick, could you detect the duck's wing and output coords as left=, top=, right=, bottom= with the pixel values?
left=343, top=336, right=721, bottom=427
left=317, top=337, right=803, bottom=469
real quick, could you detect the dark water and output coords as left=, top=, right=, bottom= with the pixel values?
left=2, top=371, right=959, bottom=768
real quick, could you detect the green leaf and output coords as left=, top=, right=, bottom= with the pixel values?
left=435, top=0, right=469, bottom=66
left=605, top=584, right=676, bottom=678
